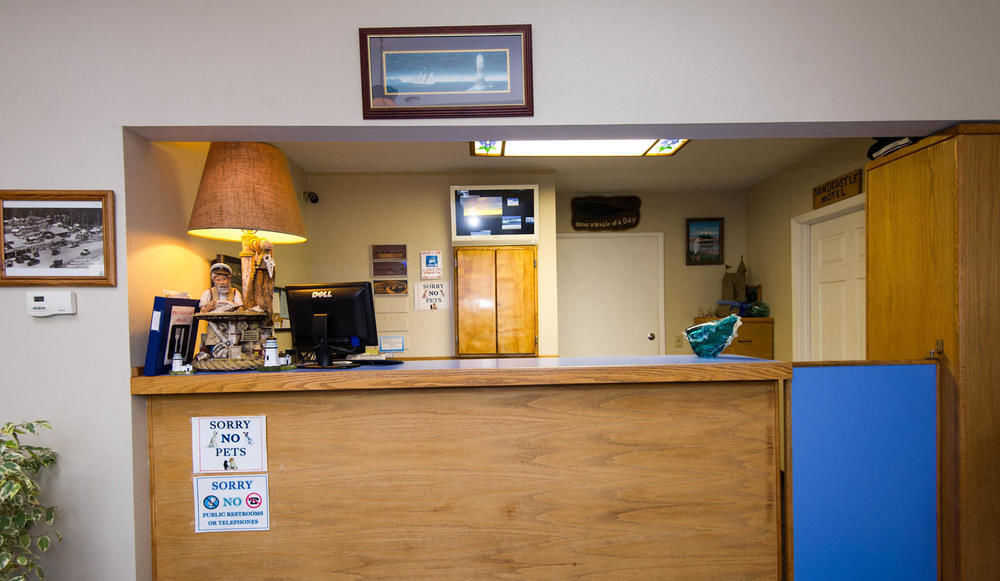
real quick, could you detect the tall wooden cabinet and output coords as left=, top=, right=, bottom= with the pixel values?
left=865, top=125, right=1000, bottom=580
left=455, top=246, right=537, bottom=357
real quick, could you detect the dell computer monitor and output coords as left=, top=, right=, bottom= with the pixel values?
left=285, top=281, right=378, bottom=367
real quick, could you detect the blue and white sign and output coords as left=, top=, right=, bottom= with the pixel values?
left=194, top=474, right=269, bottom=533
left=420, top=250, right=442, bottom=279
left=191, top=416, right=267, bottom=473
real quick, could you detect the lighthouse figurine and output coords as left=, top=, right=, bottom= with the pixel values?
left=264, top=338, right=279, bottom=367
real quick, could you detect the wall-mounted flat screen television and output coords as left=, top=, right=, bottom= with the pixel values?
left=450, top=185, right=539, bottom=245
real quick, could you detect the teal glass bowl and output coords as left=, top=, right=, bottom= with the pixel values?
left=684, top=314, right=742, bottom=358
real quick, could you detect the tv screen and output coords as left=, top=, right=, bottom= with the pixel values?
left=451, top=185, right=538, bottom=244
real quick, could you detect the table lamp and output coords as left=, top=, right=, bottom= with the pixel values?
left=187, top=142, right=307, bottom=301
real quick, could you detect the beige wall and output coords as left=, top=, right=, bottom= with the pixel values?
left=745, top=139, right=871, bottom=360
left=305, top=171, right=558, bottom=357
left=556, top=190, right=746, bottom=353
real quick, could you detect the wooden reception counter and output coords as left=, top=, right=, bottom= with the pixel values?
left=132, top=356, right=791, bottom=580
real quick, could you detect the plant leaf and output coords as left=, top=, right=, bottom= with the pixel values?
left=23, top=423, right=36, bottom=435
left=0, top=551, right=11, bottom=569
left=19, top=533, right=30, bottom=550
left=16, top=553, right=28, bottom=565
left=37, top=535, right=50, bottom=552
left=0, top=480, right=20, bottom=501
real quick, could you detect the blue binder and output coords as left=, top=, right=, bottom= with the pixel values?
left=143, top=296, right=200, bottom=376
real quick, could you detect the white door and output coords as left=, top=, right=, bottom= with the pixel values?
left=557, top=233, right=664, bottom=356
left=809, top=209, right=865, bottom=360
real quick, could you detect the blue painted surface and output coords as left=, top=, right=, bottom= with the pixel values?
left=792, top=364, right=937, bottom=580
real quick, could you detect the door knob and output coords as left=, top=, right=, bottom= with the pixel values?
left=648, top=333, right=655, bottom=341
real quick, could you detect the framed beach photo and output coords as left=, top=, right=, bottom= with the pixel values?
left=360, top=25, right=533, bottom=119
left=686, top=217, right=724, bottom=266
left=1, top=190, right=117, bottom=286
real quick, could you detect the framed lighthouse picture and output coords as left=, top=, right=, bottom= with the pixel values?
left=359, top=25, right=534, bottom=119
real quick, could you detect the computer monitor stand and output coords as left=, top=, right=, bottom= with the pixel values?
left=298, top=314, right=358, bottom=369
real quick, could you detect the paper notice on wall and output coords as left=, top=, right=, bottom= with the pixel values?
left=194, top=474, right=269, bottom=533
left=191, top=416, right=267, bottom=473
left=420, top=251, right=442, bottom=279
left=415, top=281, right=450, bottom=311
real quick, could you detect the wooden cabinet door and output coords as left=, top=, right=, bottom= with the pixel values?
left=496, top=246, right=537, bottom=354
left=456, top=248, right=497, bottom=355
left=866, top=139, right=959, bottom=362
left=456, top=246, right=537, bottom=356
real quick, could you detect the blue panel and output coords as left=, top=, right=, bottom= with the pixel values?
left=792, top=364, right=936, bottom=580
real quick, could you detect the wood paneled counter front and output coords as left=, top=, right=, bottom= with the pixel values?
left=134, top=356, right=791, bottom=580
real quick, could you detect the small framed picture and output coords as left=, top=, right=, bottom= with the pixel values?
left=373, top=279, right=408, bottom=295
left=686, top=217, right=724, bottom=266
left=1, top=190, right=116, bottom=286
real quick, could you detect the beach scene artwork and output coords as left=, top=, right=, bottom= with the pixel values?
left=687, top=219, right=723, bottom=265
left=383, top=49, right=510, bottom=95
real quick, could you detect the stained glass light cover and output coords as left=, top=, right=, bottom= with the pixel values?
left=470, top=139, right=689, bottom=157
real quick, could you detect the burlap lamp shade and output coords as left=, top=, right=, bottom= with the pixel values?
left=187, top=142, right=307, bottom=244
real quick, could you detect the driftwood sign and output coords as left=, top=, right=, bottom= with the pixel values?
left=813, top=169, right=863, bottom=209
left=571, top=196, right=641, bottom=231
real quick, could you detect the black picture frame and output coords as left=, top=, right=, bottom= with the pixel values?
left=360, top=25, right=533, bottom=119
left=210, top=254, right=242, bottom=292
left=686, top=217, right=724, bottom=266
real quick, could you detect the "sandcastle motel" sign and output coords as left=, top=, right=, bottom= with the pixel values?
left=813, top=169, right=863, bottom=209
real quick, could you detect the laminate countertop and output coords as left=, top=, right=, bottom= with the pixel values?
left=131, top=355, right=791, bottom=395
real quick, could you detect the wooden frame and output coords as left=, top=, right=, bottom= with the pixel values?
left=1, top=190, right=116, bottom=286
left=360, top=25, right=533, bottom=119
left=686, top=217, right=724, bottom=266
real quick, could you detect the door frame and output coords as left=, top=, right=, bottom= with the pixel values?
left=556, top=232, right=665, bottom=355
left=790, top=194, right=866, bottom=361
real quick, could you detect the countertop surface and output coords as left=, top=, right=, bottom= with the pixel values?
left=131, top=354, right=792, bottom=395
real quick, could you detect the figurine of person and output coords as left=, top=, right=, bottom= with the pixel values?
left=244, top=239, right=276, bottom=313
left=199, top=263, right=243, bottom=313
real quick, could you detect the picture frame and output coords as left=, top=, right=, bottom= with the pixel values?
left=686, top=217, right=724, bottom=266
left=1, top=190, right=116, bottom=286
left=371, top=244, right=407, bottom=260
left=372, top=261, right=407, bottom=277
left=209, top=254, right=243, bottom=292
left=360, top=25, right=533, bottom=119
left=373, top=279, right=409, bottom=296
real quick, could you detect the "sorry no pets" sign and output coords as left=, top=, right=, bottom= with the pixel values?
left=191, top=416, right=267, bottom=473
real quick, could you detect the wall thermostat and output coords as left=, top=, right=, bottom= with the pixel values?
left=26, top=291, right=77, bottom=317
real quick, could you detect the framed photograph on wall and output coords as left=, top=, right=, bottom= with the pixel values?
left=0, top=190, right=116, bottom=286
left=209, top=254, right=242, bottom=291
left=686, top=217, right=724, bottom=266
left=360, top=25, right=533, bottom=119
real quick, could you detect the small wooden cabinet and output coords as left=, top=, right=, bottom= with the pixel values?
left=455, top=246, right=537, bottom=357
left=693, top=317, right=774, bottom=359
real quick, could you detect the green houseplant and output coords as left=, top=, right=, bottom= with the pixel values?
left=1, top=421, right=58, bottom=581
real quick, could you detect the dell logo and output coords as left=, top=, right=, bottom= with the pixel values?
left=311, top=291, right=332, bottom=298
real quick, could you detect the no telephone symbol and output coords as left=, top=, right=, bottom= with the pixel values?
left=245, top=492, right=262, bottom=509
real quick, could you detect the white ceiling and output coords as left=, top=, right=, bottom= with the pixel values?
left=274, top=138, right=871, bottom=194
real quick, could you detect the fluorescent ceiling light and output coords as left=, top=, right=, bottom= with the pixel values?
left=471, top=139, right=688, bottom=157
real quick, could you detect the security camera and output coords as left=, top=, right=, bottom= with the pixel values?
left=305, top=191, right=319, bottom=204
